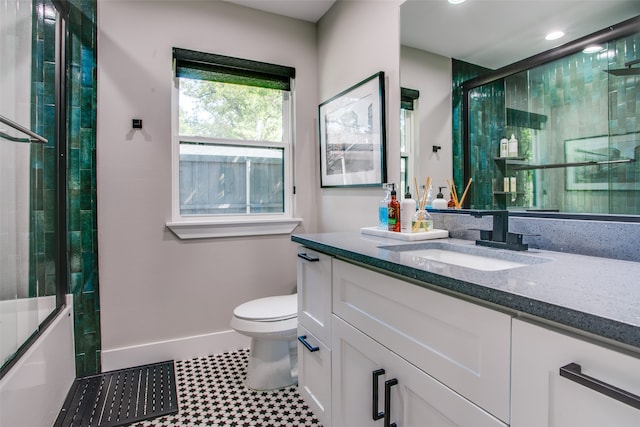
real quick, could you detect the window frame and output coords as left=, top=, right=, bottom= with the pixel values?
left=400, top=87, right=419, bottom=196
left=166, top=49, right=301, bottom=239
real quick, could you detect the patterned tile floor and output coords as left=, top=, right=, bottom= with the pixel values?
left=131, top=349, right=322, bottom=427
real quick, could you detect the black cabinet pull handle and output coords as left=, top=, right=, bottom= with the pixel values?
left=297, top=253, right=320, bottom=262
left=559, top=362, right=640, bottom=410
left=297, top=335, right=319, bottom=352
left=384, top=378, right=399, bottom=427
left=372, top=369, right=386, bottom=420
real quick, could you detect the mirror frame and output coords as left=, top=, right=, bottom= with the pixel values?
left=459, top=15, right=640, bottom=222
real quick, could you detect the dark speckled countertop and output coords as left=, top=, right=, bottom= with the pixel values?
left=292, top=232, right=640, bottom=352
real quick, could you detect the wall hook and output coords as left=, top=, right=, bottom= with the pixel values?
left=432, top=145, right=441, bottom=153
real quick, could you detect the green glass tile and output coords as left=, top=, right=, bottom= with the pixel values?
left=81, top=87, right=94, bottom=129
left=68, top=148, right=80, bottom=189
left=44, top=18, right=55, bottom=62
left=43, top=104, right=56, bottom=142
left=68, top=190, right=80, bottom=231
left=80, top=210, right=93, bottom=250
left=69, top=64, right=81, bottom=106
left=80, top=129, right=93, bottom=169
left=69, top=106, right=81, bottom=147
left=82, top=253, right=95, bottom=292
left=80, top=169, right=92, bottom=210
left=43, top=189, right=55, bottom=232
left=70, top=271, right=83, bottom=295
left=74, top=353, right=87, bottom=378
left=33, top=39, right=44, bottom=82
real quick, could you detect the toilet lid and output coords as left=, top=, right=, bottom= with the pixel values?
left=233, top=294, right=297, bottom=322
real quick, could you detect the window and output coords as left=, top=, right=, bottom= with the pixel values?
left=400, top=88, right=419, bottom=195
left=168, top=48, right=300, bottom=239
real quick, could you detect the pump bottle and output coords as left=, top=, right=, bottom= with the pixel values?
left=378, top=184, right=390, bottom=229
left=401, top=187, right=416, bottom=232
left=387, top=184, right=401, bottom=232
left=432, top=187, right=449, bottom=209
left=508, top=134, right=518, bottom=157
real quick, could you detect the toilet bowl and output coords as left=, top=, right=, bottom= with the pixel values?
left=230, top=293, right=298, bottom=390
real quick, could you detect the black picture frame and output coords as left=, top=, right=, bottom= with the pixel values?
left=319, top=71, right=386, bottom=187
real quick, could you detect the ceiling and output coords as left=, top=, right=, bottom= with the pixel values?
left=401, top=0, right=640, bottom=69
left=223, top=0, right=336, bottom=22
left=225, top=0, right=640, bottom=70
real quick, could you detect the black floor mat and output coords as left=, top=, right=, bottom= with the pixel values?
left=55, top=360, right=178, bottom=427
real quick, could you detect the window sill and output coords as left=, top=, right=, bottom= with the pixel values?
left=166, top=217, right=302, bottom=240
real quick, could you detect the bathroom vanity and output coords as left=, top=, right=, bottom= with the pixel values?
left=293, top=232, right=640, bottom=427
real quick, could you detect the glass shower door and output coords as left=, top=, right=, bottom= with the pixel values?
left=0, top=0, right=59, bottom=371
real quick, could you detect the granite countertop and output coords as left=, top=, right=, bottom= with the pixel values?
left=291, top=231, right=640, bottom=352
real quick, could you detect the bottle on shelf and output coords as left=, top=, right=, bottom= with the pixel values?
left=387, top=184, right=401, bottom=232
left=447, top=193, right=456, bottom=208
left=425, top=184, right=434, bottom=208
left=508, top=134, right=518, bottom=157
left=500, top=136, right=508, bottom=157
left=432, top=187, right=449, bottom=209
left=401, top=186, right=416, bottom=232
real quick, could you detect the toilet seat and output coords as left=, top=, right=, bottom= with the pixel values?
left=233, top=294, right=297, bottom=322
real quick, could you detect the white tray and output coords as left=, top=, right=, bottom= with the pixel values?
left=360, top=227, right=449, bottom=241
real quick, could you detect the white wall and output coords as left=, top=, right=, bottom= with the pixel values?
left=97, top=1, right=318, bottom=368
left=400, top=45, right=453, bottom=192
left=317, top=0, right=402, bottom=232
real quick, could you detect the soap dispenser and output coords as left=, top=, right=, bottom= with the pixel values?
left=387, top=184, right=401, bottom=232
left=432, top=187, right=449, bottom=209
left=499, top=136, right=508, bottom=157
left=401, top=187, right=416, bottom=232
left=378, top=184, right=391, bottom=229
left=508, top=134, right=518, bottom=157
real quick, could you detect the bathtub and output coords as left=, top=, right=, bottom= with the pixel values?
left=0, top=295, right=75, bottom=427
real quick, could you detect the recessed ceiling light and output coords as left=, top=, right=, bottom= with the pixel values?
left=583, top=45, right=605, bottom=54
left=448, top=0, right=467, bottom=4
left=545, top=31, right=565, bottom=41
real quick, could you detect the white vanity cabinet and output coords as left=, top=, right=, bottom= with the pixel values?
left=332, top=316, right=506, bottom=427
left=332, top=259, right=512, bottom=423
left=296, top=249, right=332, bottom=426
left=511, top=319, right=640, bottom=427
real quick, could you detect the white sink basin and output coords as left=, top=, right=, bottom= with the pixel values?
left=379, top=241, right=550, bottom=271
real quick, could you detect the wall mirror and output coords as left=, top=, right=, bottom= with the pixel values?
left=400, top=0, right=640, bottom=219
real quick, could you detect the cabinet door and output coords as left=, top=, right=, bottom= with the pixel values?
left=297, top=249, right=332, bottom=344
left=332, top=316, right=506, bottom=427
left=512, top=319, right=640, bottom=427
left=297, top=325, right=331, bottom=427
left=333, top=259, right=511, bottom=422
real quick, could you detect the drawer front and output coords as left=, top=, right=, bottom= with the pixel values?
left=297, top=325, right=331, bottom=427
left=512, top=319, right=640, bottom=427
left=297, top=249, right=332, bottom=344
left=332, top=259, right=511, bottom=423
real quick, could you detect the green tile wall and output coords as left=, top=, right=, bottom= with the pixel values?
left=453, top=32, right=640, bottom=214
left=30, top=0, right=57, bottom=300
left=33, top=0, right=100, bottom=377
left=451, top=59, right=492, bottom=203
left=66, top=0, right=100, bottom=377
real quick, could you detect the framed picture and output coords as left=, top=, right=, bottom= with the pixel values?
left=565, top=133, right=639, bottom=190
left=319, top=72, right=386, bottom=187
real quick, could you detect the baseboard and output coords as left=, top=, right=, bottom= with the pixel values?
left=101, top=329, right=251, bottom=372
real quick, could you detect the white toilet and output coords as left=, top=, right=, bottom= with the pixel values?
left=230, top=293, right=298, bottom=391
